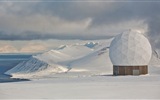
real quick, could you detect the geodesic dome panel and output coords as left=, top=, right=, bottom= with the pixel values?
left=109, top=30, right=152, bottom=66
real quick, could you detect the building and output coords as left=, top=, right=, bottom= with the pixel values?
left=109, top=30, right=152, bottom=75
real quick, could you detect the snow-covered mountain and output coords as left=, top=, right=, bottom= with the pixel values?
left=5, top=40, right=160, bottom=78
left=5, top=42, right=98, bottom=78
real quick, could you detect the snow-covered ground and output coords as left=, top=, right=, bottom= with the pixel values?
left=1, top=39, right=160, bottom=99
left=0, top=74, right=160, bottom=99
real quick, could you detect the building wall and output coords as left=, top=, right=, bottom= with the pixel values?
left=113, top=65, right=148, bottom=75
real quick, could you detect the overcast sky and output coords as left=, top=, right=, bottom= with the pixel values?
left=0, top=0, right=160, bottom=52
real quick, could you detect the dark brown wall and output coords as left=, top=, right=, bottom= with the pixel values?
left=113, top=65, right=148, bottom=75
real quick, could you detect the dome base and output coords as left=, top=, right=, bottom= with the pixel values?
left=113, top=65, right=148, bottom=75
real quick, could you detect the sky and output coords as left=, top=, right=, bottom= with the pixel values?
left=0, top=0, right=160, bottom=53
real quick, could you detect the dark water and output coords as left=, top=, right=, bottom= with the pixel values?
left=0, top=74, right=30, bottom=83
left=0, top=54, right=32, bottom=82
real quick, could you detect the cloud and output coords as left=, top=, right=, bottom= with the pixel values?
left=0, top=1, right=160, bottom=49
left=0, top=13, right=92, bottom=34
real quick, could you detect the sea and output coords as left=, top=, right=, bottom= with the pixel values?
left=0, top=54, right=32, bottom=82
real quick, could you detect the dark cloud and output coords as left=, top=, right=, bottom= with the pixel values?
left=29, top=2, right=160, bottom=25
left=1, top=1, right=160, bottom=50
left=147, top=16, right=160, bottom=49
left=0, top=31, right=112, bottom=40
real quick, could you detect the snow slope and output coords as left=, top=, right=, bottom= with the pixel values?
left=149, top=50, right=160, bottom=65
left=68, top=45, right=112, bottom=74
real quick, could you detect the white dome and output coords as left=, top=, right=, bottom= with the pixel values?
left=109, top=30, right=152, bottom=66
